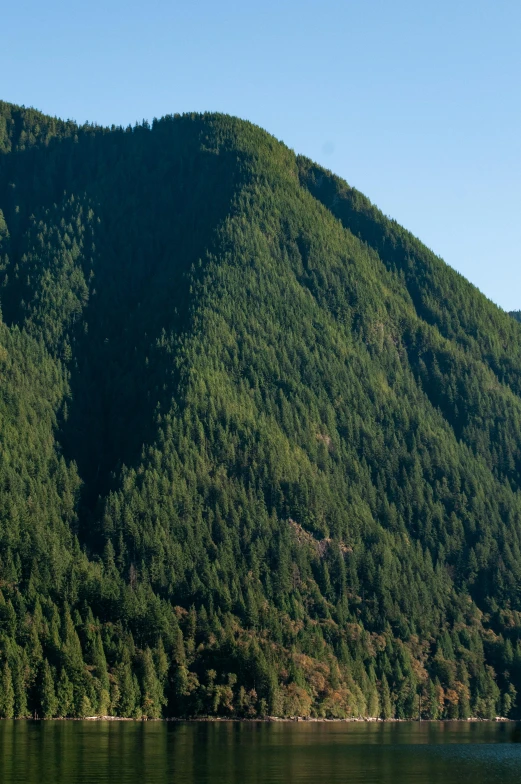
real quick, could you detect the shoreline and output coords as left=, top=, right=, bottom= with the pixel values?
left=5, top=716, right=515, bottom=723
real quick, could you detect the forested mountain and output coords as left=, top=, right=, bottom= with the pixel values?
left=510, top=312, right=521, bottom=324
left=0, top=100, right=520, bottom=721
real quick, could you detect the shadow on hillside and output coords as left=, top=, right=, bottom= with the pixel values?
left=0, top=117, right=243, bottom=550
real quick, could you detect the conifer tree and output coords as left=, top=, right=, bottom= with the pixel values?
left=0, top=661, right=15, bottom=719
left=380, top=676, right=393, bottom=720
left=40, top=660, right=58, bottom=719
left=56, top=669, right=74, bottom=718
left=141, top=647, right=165, bottom=719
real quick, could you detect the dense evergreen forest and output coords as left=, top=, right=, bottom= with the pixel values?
left=0, top=100, right=520, bottom=721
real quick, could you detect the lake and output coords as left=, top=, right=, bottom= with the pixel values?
left=0, top=720, right=520, bottom=783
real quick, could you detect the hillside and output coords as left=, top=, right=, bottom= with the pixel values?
left=0, top=100, right=520, bottom=720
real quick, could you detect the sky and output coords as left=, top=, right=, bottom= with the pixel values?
left=2, top=0, right=520, bottom=309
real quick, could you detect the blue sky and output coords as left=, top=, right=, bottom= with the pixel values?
left=3, top=0, right=520, bottom=309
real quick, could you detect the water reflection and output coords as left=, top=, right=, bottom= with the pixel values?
left=0, top=721, right=520, bottom=784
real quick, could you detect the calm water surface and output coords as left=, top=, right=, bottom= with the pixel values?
left=0, top=721, right=520, bottom=784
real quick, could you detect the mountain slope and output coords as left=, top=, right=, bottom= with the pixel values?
left=0, top=100, right=519, bottom=720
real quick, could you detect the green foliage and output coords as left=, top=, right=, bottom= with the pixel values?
left=0, top=661, right=15, bottom=718
left=40, top=661, right=58, bottom=719
left=0, top=99, right=519, bottom=718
